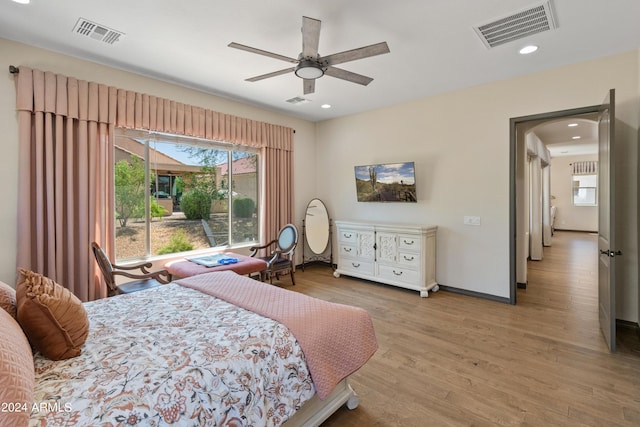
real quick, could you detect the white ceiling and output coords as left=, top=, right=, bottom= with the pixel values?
left=532, top=116, right=599, bottom=157
left=1, top=0, right=639, bottom=125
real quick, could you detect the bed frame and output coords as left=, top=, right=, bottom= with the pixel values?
left=283, top=378, right=359, bottom=427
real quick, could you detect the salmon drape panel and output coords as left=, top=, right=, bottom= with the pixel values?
left=261, top=126, right=294, bottom=252
left=15, top=69, right=114, bottom=301
left=15, top=67, right=294, bottom=301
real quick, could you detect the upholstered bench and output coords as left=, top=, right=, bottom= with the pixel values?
left=165, top=252, right=267, bottom=279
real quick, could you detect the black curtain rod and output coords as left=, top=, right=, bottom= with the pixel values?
left=9, top=65, right=19, bottom=74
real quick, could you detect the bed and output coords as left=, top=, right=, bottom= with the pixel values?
left=0, top=270, right=377, bottom=427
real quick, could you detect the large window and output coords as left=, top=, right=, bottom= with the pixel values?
left=114, top=129, right=259, bottom=261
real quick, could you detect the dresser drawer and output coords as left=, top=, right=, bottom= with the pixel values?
left=398, top=251, right=420, bottom=268
left=338, top=229, right=358, bottom=244
left=339, top=244, right=358, bottom=258
left=398, top=234, right=421, bottom=251
left=340, top=259, right=375, bottom=276
left=377, top=264, right=419, bottom=285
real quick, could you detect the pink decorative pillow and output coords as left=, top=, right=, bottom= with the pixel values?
left=16, top=269, right=89, bottom=360
left=0, top=308, right=34, bottom=427
left=0, top=280, right=17, bottom=319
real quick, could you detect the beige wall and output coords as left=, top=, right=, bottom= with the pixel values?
left=0, top=38, right=317, bottom=285
left=550, top=154, right=599, bottom=232
left=316, top=50, right=639, bottom=322
left=1, top=38, right=638, bottom=323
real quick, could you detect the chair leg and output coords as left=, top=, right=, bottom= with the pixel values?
left=290, top=269, right=296, bottom=286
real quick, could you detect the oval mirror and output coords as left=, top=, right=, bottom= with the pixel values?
left=305, top=199, right=330, bottom=254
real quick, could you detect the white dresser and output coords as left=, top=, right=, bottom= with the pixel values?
left=333, top=221, right=438, bottom=297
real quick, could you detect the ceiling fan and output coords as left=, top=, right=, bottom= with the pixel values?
left=228, top=16, right=390, bottom=95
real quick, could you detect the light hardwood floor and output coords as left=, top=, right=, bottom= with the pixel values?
left=284, top=231, right=640, bottom=426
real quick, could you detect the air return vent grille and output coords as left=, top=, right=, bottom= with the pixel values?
left=73, top=18, right=124, bottom=45
left=285, top=96, right=310, bottom=105
left=474, top=1, right=557, bottom=49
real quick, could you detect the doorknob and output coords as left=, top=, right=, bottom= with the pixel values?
left=600, top=249, right=623, bottom=257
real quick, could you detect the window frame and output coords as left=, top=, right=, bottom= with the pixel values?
left=114, top=128, right=261, bottom=262
left=571, top=173, right=598, bottom=207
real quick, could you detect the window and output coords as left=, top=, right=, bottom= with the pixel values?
left=571, top=161, right=598, bottom=207
left=114, top=129, right=259, bottom=261
left=572, top=174, right=597, bottom=206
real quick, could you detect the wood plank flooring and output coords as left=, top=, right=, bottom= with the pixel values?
left=282, top=231, right=640, bottom=426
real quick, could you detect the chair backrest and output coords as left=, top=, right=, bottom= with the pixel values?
left=91, top=242, right=116, bottom=291
left=277, top=224, right=299, bottom=257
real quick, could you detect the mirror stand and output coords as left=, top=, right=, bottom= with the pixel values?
left=302, top=217, right=333, bottom=270
left=301, top=198, right=333, bottom=271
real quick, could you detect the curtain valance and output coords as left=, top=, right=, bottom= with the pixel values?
left=572, top=161, right=598, bottom=175
left=15, top=67, right=293, bottom=151
left=526, top=132, right=550, bottom=166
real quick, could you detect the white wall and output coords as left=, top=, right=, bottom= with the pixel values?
left=316, top=50, right=639, bottom=322
left=0, top=38, right=317, bottom=286
left=550, top=154, right=599, bottom=232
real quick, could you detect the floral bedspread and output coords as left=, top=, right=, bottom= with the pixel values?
left=30, top=284, right=315, bottom=426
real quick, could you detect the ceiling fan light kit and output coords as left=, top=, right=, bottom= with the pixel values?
left=229, top=16, right=389, bottom=94
left=295, top=59, right=324, bottom=79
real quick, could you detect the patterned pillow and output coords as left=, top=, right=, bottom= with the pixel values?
left=16, top=269, right=89, bottom=360
left=0, top=280, right=17, bottom=319
left=0, top=308, right=34, bottom=427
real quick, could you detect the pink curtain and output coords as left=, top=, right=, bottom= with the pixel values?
left=14, top=67, right=293, bottom=300
left=261, top=127, right=294, bottom=249
left=15, top=69, right=114, bottom=301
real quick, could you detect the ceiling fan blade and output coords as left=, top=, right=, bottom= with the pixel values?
left=228, top=42, right=298, bottom=64
left=245, top=67, right=295, bottom=82
left=324, top=67, right=374, bottom=86
left=301, top=16, right=321, bottom=59
left=303, top=79, right=315, bottom=95
left=320, top=42, right=390, bottom=67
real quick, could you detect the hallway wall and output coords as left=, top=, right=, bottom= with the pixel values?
left=550, top=154, right=599, bottom=232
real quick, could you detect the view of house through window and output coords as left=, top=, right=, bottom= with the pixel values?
left=114, top=129, right=259, bottom=261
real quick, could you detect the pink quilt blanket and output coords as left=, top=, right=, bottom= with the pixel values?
left=176, top=270, right=378, bottom=399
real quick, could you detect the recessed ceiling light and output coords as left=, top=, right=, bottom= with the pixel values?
left=321, top=104, right=331, bottom=109
left=519, top=45, right=538, bottom=55
left=568, top=123, right=578, bottom=127
left=572, top=136, right=581, bottom=140
left=12, top=0, right=30, bottom=3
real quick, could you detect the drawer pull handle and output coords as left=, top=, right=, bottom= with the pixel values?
left=403, top=256, right=414, bottom=261
left=393, top=270, right=403, bottom=276
left=403, top=240, right=414, bottom=245
left=344, top=233, right=352, bottom=238
left=352, top=263, right=360, bottom=268
left=344, top=247, right=352, bottom=252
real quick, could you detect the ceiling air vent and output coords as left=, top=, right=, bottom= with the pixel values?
left=285, top=96, right=310, bottom=105
left=474, top=1, right=557, bottom=49
left=73, top=18, right=124, bottom=45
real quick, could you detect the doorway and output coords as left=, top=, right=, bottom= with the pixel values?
left=509, top=104, right=602, bottom=305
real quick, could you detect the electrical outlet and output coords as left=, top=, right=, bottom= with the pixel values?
left=464, top=216, right=481, bottom=226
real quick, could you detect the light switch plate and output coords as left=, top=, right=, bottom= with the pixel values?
left=464, top=216, right=481, bottom=226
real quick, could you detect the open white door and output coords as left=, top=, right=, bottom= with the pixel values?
left=598, top=89, right=616, bottom=352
